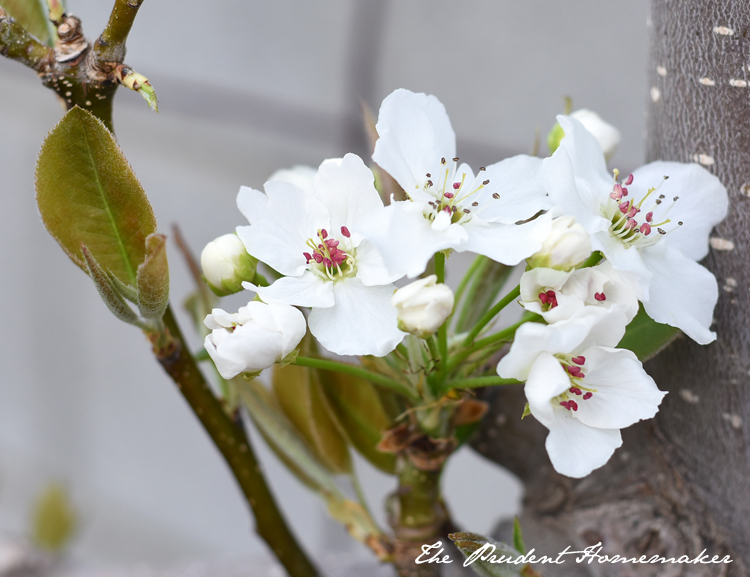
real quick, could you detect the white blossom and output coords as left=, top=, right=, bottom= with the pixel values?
left=392, top=275, right=454, bottom=338
left=543, top=115, right=728, bottom=344
left=497, top=307, right=666, bottom=478
left=570, top=109, right=621, bottom=160
left=204, top=301, right=306, bottom=379
left=357, top=89, right=553, bottom=279
left=236, top=153, right=405, bottom=356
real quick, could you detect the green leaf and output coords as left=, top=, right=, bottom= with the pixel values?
left=448, top=532, right=523, bottom=577
left=31, top=483, right=77, bottom=552
left=617, top=305, right=680, bottom=362
left=36, top=107, right=157, bottom=287
left=317, top=369, right=396, bottom=474
left=272, top=363, right=352, bottom=475
left=136, top=233, right=169, bottom=320
left=1, top=0, right=54, bottom=45
left=455, top=258, right=512, bottom=333
left=81, top=244, right=142, bottom=327
left=512, top=517, right=525, bottom=555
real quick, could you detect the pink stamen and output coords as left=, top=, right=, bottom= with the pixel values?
left=621, top=187, right=628, bottom=197
left=625, top=173, right=634, bottom=185
left=539, top=292, right=549, bottom=304
left=583, top=392, right=593, bottom=400
left=313, top=253, right=323, bottom=263
left=569, top=387, right=582, bottom=396
left=566, top=365, right=583, bottom=377
left=640, top=223, right=652, bottom=235
left=618, top=201, right=630, bottom=213
left=325, top=238, right=339, bottom=248
left=443, top=206, right=452, bottom=214
left=610, top=184, right=623, bottom=201
left=645, top=212, right=653, bottom=223
left=626, top=205, right=640, bottom=218
left=320, top=229, right=328, bottom=239
left=323, top=258, right=332, bottom=268
left=560, top=400, right=579, bottom=411
left=572, top=356, right=586, bottom=365
left=303, top=252, right=313, bottom=263
left=594, top=292, right=607, bottom=302
left=453, top=182, right=461, bottom=190
left=444, top=192, right=455, bottom=199
left=341, top=226, right=351, bottom=238
left=625, top=218, right=638, bottom=230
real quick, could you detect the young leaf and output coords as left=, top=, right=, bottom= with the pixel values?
left=31, top=483, right=77, bottom=552
left=317, top=369, right=396, bottom=474
left=136, top=233, right=170, bottom=320
left=448, top=532, right=523, bottom=577
left=512, top=517, right=525, bottom=555
left=36, top=107, right=157, bottom=287
left=81, top=244, right=142, bottom=327
left=2, top=0, right=54, bottom=45
left=272, top=363, right=352, bottom=475
left=617, top=305, right=680, bottom=361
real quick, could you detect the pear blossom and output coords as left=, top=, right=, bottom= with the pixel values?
left=236, top=153, right=405, bottom=356
left=527, top=215, right=591, bottom=271
left=392, top=275, right=454, bottom=338
left=543, top=115, right=728, bottom=344
left=497, top=307, right=666, bottom=478
left=570, top=109, right=621, bottom=160
left=357, top=89, right=553, bottom=279
left=204, top=301, right=306, bottom=380
left=201, top=233, right=258, bottom=296
left=520, top=262, right=639, bottom=324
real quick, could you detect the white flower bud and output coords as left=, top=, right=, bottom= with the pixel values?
left=528, top=216, right=591, bottom=271
left=201, top=234, right=258, bottom=296
left=391, top=275, right=454, bottom=338
left=569, top=109, right=621, bottom=160
left=204, top=301, right=306, bottom=379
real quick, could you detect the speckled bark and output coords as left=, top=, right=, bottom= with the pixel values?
left=470, top=2, right=750, bottom=575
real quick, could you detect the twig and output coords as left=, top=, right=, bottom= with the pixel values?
left=0, top=8, right=54, bottom=70
left=94, top=0, right=145, bottom=62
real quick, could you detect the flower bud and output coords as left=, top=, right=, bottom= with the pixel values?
left=528, top=216, right=591, bottom=271
left=201, top=234, right=258, bottom=296
left=204, top=301, right=306, bottom=379
left=391, top=275, right=454, bottom=338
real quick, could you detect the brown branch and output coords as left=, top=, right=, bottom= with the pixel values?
left=0, top=7, right=54, bottom=70
left=158, top=306, right=320, bottom=577
left=94, top=0, right=144, bottom=63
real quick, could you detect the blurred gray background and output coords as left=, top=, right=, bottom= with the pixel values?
left=0, top=0, right=650, bottom=571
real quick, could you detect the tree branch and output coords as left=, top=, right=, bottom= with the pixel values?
left=94, top=0, right=144, bottom=63
left=0, top=7, right=54, bottom=70
left=158, top=306, right=320, bottom=577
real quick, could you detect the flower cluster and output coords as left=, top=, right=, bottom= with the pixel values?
left=200, top=88, right=728, bottom=478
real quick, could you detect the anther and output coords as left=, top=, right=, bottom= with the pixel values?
left=453, top=157, right=459, bottom=162
left=479, top=167, right=486, bottom=171
left=427, top=180, right=433, bottom=187
left=678, top=221, right=683, bottom=226
left=625, top=219, right=638, bottom=230
left=303, top=252, right=313, bottom=263
left=492, top=193, right=500, bottom=199
left=441, top=158, right=446, bottom=165
left=472, top=201, right=479, bottom=206
left=640, top=223, right=652, bottom=235
left=583, top=392, right=593, bottom=400
left=658, top=228, right=666, bottom=235
left=482, top=179, right=490, bottom=185
left=320, top=229, right=328, bottom=239
left=463, top=208, right=470, bottom=213
left=569, top=387, right=583, bottom=396
left=453, top=182, right=461, bottom=190
left=571, top=356, right=586, bottom=365
left=594, top=292, right=607, bottom=301
left=619, top=200, right=630, bottom=213
left=426, top=173, right=431, bottom=178
left=621, top=187, right=628, bottom=196
left=673, top=196, right=679, bottom=201
left=625, top=173, right=634, bottom=185
left=341, top=226, right=351, bottom=238
left=646, top=212, right=653, bottom=222
left=444, top=192, right=455, bottom=199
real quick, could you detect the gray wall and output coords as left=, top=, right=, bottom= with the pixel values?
left=0, top=0, right=649, bottom=570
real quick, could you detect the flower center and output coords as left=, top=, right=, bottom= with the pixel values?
left=553, top=355, right=597, bottom=411
left=538, top=289, right=559, bottom=311
left=415, top=157, right=495, bottom=227
left=302, top=226, right=356, bottom=281
left=603, top=170, right=682, bottom=249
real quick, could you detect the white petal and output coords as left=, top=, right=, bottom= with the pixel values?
left=373, top=89, right=455, bottom=194
left=237, top=186, right=269, bottom=224
left=461, top=213, right=552, bottom=265
left=573, top=346, right=666, bottom=429
left=630, top=161, right=728, bottom=261
left=308, top=278, right=404, bottom=356
left=592, top=231, right=652, bottom=300
left=247, top=272, right=335, bottom=308
left=356, top=201, right=467, bottom=279
left=355, top=240, right=403, bottom=286
left=525, top=352, right=572, bottom=428
left=640, top=244, right=718, bottom=344
left=473, top=155, right=552, bottom=224
left=267, top=165, right=316, bottom=195
left=236, top=180, right=330, bottom=277
left=544, top=409, right=622, bottom=478
left=313, top=154, right=384, bottom=237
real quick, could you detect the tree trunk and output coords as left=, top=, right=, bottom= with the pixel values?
left=471, top=2, right=750, bottom=575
